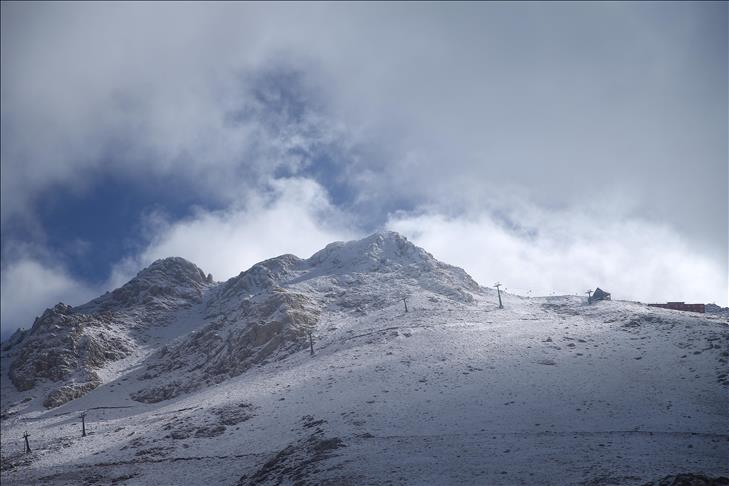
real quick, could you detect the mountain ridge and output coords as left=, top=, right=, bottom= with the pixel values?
left=1, top=231, right=481, bottom=407
left=1, top=232, right=727, bottom=485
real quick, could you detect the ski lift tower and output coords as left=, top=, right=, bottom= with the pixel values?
left=494, top=282, right=503, bottom=309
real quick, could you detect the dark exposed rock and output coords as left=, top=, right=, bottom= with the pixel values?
left=241, top=428, right=346, bottom=486
left=2, top=328, right=29, bottom=351
left=9, top=305, right=132, bottom=392
left=43, top=376, right=102, bottom=408
left=132, top=288, right=320, bottom=403
left=642, top=474, right=729, bottom=486
left=5, top=257, right=214, bottom=407
left=211, top=403, right=256, bottom=426
left=193, top=425, right=226, bottom=438
left=161, top=403, right=255, bottom=439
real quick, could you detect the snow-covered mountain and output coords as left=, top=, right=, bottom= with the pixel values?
left=1, top=232, right=727, bottom=485
left=3, top=257, right=214, bottom=409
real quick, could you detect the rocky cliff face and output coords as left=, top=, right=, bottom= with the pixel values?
left=77, top=257, right=212, bottom=314
left=132, top=288, right=320, bottom=402
left=130, top=232, right=480, bottom=402
left=2, top=233, right=480, bottom=408
left=4, top=257, right=214, bottom=408
left=9, top=304, right=132, bottom=393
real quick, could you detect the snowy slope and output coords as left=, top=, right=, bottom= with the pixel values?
left=1, top=232, right=727, bottom=485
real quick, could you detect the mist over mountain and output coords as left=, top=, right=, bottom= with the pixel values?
left=1, top=2, right=727, bottom=346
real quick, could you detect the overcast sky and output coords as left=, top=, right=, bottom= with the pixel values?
left=1, top=2, right=727, bottom=337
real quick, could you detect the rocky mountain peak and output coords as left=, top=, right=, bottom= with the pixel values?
left=307, top=231, right=432, bottom=272
left=2, top=234, right=481, bottom=408
left=214, top=254, right=303, bottom=304
left=77, top=257, right=212, bottom=313
left=3, top=258, right=212, bottom=407
left=135, top=257, right=210, bottom=285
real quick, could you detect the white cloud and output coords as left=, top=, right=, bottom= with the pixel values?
left=2, top=182, right=725, bottom=340
left=1, top=3, right=725, bottom=336
left=1, top=2, right=725, bottom=261
left=1, top=178, right=356, bottom=337
left=114, top=178, right=357, bottom=283
left=387, top=205, right=728, bottom=306
left=0, top=258, right=98, bottom=337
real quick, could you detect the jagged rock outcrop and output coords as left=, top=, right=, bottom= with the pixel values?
left=9, top=304, right=132, bottom=393
left=78, top=257, right=211, bottom=313
left=642, top=474, right=729, bottom=486
left=131, top=232, right=479, bottom=403
left=133, top=287, right=320, bottom=402
left=304, top=231, right=479, bottom=304
left=4, top=233, right=481, bottom=407
left=43, top=378, right=102, bottom=408
left=211, top=232, right=479, bottom=312
left=1, top=328, right=28, bottom=352
left=5, top=257, right=215, bottom=407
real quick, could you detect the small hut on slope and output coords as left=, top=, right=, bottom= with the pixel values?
left=591, top=288, right=611, bottom=302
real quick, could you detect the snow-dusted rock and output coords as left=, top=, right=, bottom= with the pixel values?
left=133, top=287, right=320, bottom=402
left=77, top=257, right=211, bottom=313
left=1, top=232, right=726, bottom=485
left=131, top=232, right=479, bottom=402
left=1, top=328, right=28, bottom=352
left=8, top=304, right=132, bottom=394
left=4, top=257, right=214, bottom=407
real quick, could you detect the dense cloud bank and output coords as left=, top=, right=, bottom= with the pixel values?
left=1, top=2, right=726, bottom=336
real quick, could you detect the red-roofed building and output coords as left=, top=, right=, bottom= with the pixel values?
left=647, top=302, right=705, bottom=313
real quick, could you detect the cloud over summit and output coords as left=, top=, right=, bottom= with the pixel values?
left=1, top=2, right=726, bottom=336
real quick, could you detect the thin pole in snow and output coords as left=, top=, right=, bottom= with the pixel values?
left=494, top=282, right=503, bottom=309
left=23, top=431, right=31, bottom=453
left=308, top=331, right=314, bottom=356
left=402, top=297, right=408, bottom=313
left=81, top=411, right=87, bottom=437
